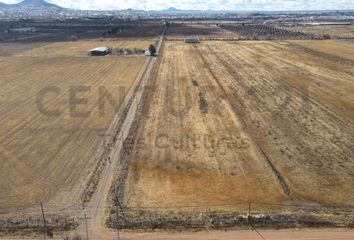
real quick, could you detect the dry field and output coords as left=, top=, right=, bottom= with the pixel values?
left=282, top=25, right=354, bottom=39
left=288, top=40, right=354, bottom=61
left=0, top=42, right=48, bottom=57
left=0, top=40, right=148, bottom=212
left=166, top=24, right=238, bottom=40
left=14, top=39, right=154, bottom=57
left=106, top=24, right=164, bottom=38
left=115, top=40, right=354, bottom=225
left=0, top=29, right=106, bottom=43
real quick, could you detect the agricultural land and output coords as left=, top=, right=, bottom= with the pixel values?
left=0, top=39, right=153, bottom=213
left=0, top=20, right=353, bottom=239
left=108, top=36, right=354, bottom=229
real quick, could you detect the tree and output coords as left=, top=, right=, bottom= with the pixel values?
left=149, top=44, right=157, bottom=56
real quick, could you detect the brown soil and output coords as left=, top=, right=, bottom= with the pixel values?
left=0, top=40, right=148, bottom=213
left=112, top=40, right=354, bottom=225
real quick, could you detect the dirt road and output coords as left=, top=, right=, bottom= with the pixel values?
left=75, top=28, right=166, bottom=239
left=2, top=229, right=353, bottom=240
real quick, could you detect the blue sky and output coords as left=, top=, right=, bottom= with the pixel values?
left=2, top=0, right=354, bottom=11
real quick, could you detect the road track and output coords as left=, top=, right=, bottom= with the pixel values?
left=76, top=28, right=166, bottom=239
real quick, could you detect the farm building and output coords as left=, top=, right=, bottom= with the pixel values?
left=89, top=47, right=111, bottom=56
left=184, top=36, right=200, bottom=44
left=11, top=27, right=36, bottom=33
left=144, top=50, right=152, bottom=56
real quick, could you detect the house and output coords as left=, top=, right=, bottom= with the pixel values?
left=144, top=50, right=152, bottom=56
left=89, top=47, right=110, bottom=56
left=184, top=36, right=200, bottom=44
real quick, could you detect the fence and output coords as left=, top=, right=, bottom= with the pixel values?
left=0, top=198, right=353, bottom=238
left=107, top=201, right=354, bottom=231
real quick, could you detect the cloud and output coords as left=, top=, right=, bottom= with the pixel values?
left=1, top=0, right=353, bottom=10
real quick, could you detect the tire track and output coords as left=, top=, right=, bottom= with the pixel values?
left=194, top=44, right=291, bottom=196
left=78, top=27, right=167, bottom=239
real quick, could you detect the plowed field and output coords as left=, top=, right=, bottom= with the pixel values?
left=0, top=40, right=148, bottom=212
left=119, top=40, right=354, bottom=220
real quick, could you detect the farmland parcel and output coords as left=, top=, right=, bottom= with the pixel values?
left=111, top=40, right=354, bottom=227
left=0, top=40, right=150, bottom=212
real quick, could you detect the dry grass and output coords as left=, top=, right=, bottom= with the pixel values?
left=121, top=40, right=354, bottom=219
left=166, top=24, right=238, bottom=40
left=282, top=25, right=354, bottom=39
left=0, top=42, right=48, bottom=57
left=0, top=40, right=147, bottom=212
left=288, top=40, right=354, bottom=61
left=14, top=40, right=154, bottom=57
left=198, top=40, right=354, bottom=205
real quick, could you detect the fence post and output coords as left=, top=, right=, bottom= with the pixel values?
left=65, top=217, right=69, bottom=239
left=83, top=212, right=89, bottom=240
left=248, top=201, right=251, bottom=228
left=116, top=197, right=120, bottom=240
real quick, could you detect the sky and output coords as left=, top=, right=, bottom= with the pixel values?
left=1, top=0, right=354, bottom=11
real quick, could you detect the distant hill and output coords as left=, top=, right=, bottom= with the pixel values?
left=15, top=0, right=62, bottom=9
left=165, top=7, right=181, bottom=12
left=160, top=7, right=203, bottom=14
left=0, top=0, right=63, bottom=9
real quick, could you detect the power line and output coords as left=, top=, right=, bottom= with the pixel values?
left=248, top=202, right=266, bottom=240
left=40, top=202, right=47, bottom=240
left=250, top=221, right=267, bottom=240
left=122, top=201, right=354, bottom=210
left=75, top=201, right=354, bottom=211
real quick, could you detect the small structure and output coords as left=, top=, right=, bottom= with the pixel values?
left=89, top=47, right=110, bottom=56
left=144, top=50, right=152, bottom=56
left=11, top=27, right=36, bottom=33
left=184, top=36, right=200, bottom=44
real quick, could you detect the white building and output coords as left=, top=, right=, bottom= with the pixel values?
left=144, top=50, right=152, bottom=56
left=184, top=36, right=200, bottom=44
left=89, top=47, right=110, bottom=56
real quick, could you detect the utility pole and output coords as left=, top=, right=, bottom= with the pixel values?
left=84, top=212, right=89, bottom=240
left=40, top=202, right=47, bottom=240
left=115, top=186, right=126, bottom=240
left=65, top=217, right=69, bottom=240
left=116, top=197, right=120, bottom=240
left=248, top=201, right=251, bottom=228
left=116, top=196, right=127, bottom=224
left=248, top=202, right=251, bottom=216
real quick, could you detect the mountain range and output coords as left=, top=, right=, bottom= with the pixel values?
left=1, top=0, right=352, bottom=15
left=0, top=0, right=191, bottom=12
left=0, top=0, right=213, bottom=19
left=0, top=0, right=63, bottom=9
left=0, top=0, right=185, bottom=11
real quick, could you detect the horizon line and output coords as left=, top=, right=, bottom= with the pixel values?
left=0, top=0, right=354, bottom=12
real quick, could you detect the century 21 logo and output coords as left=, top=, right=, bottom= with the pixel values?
left=36, top=85, right=127, bottom=117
